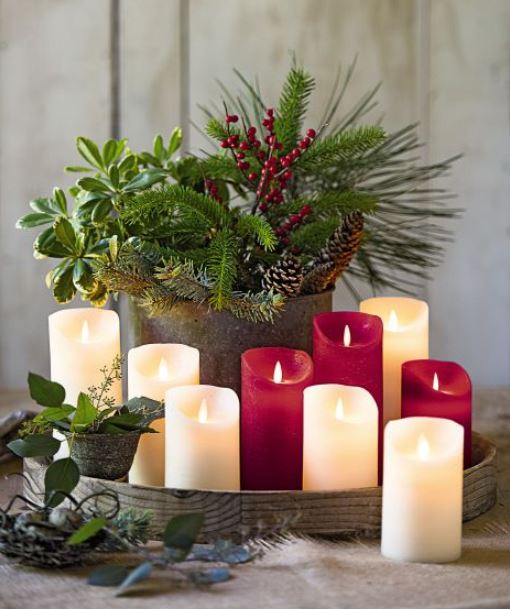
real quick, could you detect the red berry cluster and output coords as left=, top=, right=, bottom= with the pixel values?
left=274, top=204, right=312, bottom=246
left=204, top=178, right=222, bottom=202
left=219, top=109, right=317, bottom=246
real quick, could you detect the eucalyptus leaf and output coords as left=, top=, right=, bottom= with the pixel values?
left=67, top=517, right=106, bottom=545
left=38, top=404, right=75, bottom=421
left=16, top=213, right=54, bottom=229
left=8, top=433, right=60, bottom=458
left=44, top=458, right=80, bottom=507
left=88, top=565, right=130, bottom=587
left=123, top=169, right=166, bottom=193
left=71, top=393, right=98, bottom=432
left=163, top=513, right=205, bottom=561
left=168, top=127, right=183, bottom=157
left=76, top=136, right=105, bottom=171
left=189, top=567, right=231, bottom=586
left=116, top=562, right=153, bottom=596
left=28, top=372, right=66, bottom=407
left=53, top=217, right=77, bottom=252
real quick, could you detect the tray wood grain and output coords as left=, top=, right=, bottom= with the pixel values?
left=23, top=431, right=497, bottom=540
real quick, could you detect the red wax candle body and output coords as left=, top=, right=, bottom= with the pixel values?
left=401, top=359, right=472, bottom=468
left=241, top=347, right=314, bottom=490
left=313, top=311, right=384, bottom=481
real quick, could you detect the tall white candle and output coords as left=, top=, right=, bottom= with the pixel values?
left=303, top=384, right=378, bottom=490
left=381, top=417, right=464, bottom=563
left=360, top=297, right=428, bottom=424
left=49, top=308, right=121, bottom=458
left=165, top=385, right=240, bottom=491
left=128, top=343, right=200, bottom=486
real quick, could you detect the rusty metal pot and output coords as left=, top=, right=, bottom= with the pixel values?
left=128, top=292, right=333, bottom=395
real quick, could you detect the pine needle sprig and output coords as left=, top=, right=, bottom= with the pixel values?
left=223, top=289, right=285, bottom=323
left=206, top=229, right=239, bottom=310
left=236, top=214, right=277, bottom=250
left=274, top=67, right=315, bottom=153
left=155, top=258, right=211, bottom=304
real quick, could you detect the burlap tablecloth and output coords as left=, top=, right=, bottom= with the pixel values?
left=0, top=389, right=508, bottom=609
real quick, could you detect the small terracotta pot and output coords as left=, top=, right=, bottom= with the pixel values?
left=65, top=432, right=141, bottom=480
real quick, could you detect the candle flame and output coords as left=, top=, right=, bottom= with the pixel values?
left=387, top=309, right=399, bottom=332
left=198, top=398, right=208, bottom=424
left=433, top=372, right=439, bottom=391
left=81, top=320, right=90, bottom=343
left=417, top=434, right=430, bottom=460
left=158, top=357, right=170, bottom=381
left=273, top=361, right=283, bottom=383
left=343, top=324, right=351, bottom=347
left=335, top=397, right=344, bottom=420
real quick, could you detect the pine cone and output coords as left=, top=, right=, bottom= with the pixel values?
left=302, top=212, right=364, bottom=294
left=262, top=255, right=304, bottom=297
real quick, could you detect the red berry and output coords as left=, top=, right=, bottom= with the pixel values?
left=247, top=126, right=257, bottom=137
left=299, top=137, right=311, bottom=149
left=259, top=202, right=268, bottom=212
left=274, top=142, right=283, bottom=151
left=237, top=160, right=250, bottom=170
left=281, top=236, right=290, bottom=246
left=267, top=135, right=276, bottom=146
left=301, top=204, right=312, bottom=216
left=283, top=170, right=293, bottom=180
left=252, top=140, right=261, bottom=148
left=227, top=135, right=239, bottom=147
left=236, top=151, right=245, bottom=159
left=290, top=214, right=300, bottom=225
left=292, top=148, right=301, bottom=158
left=269, top=165, right=279, bottom=175
left=239, top=141, right=249, bottom=151
left=220, top=140, right=229, bottom=148
left=275, top=228, right=284, bottom=237
left=248, top=172, right=258, bottom=181
left=306, top=128, right=316, bottom=138
left=257, top=150, right=265, bottom=160
left=281, top=156, right=291, bottom=168
left=291, top=246, right=301, bottom=255
left=267, top=108, right=274, bottom=117
left=225, top=114, right=239, bottom=123
left=279, top=180, right=287, bottom=190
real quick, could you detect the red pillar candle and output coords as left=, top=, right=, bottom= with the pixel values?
left=241, top=347, right=314, bottom=490
left=401, top=359, right=472, bottom=468
left=313, top=311, right=384, bottom=481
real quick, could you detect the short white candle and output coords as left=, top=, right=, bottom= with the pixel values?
left=165, top=385, right=240, bottom=491
left=128, top=343, right=200, bottom=486
left=49, top=308, right=121, bottom=458
left=360, top=297, right=428, bottom=424
left=303, top=384, right=378, bottom=490
left=381, top=417, right=464, bottom=563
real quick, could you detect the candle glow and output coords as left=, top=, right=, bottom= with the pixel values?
left=158, top=357, right=170, bottom=381
left=417, top=434, right=430, bottom=460
left=81, top=320, right=90, bottom=343
left=273, top=361, right=283, bottom=383
left=198, top=398, right=208, bottom=423
left=433, top=372, right=439, bottom=391
left=335, top=397, right=344, bottom=420
left=343, top=324, right=351, bottom=347
left=387, top=309, right=399, bottom=332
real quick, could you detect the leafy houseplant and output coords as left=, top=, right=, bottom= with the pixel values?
left=16, top=61, right=459, bottom=390
left=10, top=360, right=162, bottom=480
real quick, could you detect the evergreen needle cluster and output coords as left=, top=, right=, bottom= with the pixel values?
left=17, top=59, right=460, bottom=321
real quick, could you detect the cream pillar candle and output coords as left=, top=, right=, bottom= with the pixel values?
left=381, top=417, right=464, bottom=563
left=128, top=343, right=200, bottom=486
left=360, top=297, right=428, bottom=424
left=49, top=308, right=121, bottom=458
left=303, top=384, right=378, bottom=490
left=165, top=385, right=240, bottom=491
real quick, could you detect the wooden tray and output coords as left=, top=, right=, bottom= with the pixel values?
left=23, top=431, right=497, bottom=541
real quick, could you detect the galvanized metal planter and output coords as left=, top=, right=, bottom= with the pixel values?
left=128, top=292, right=333, bottom=394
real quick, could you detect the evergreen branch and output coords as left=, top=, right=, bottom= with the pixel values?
left=223, top=289, right=285, bottom=323
left=95, top=246, right=157, bottom=296
left=289, top=218, right=341, bottom=254
left=206, top=229, right=238, bottom=310
left=205, top=117, right=241, bottom=142
left=297, top=126, right=386, bottom=172
left=236, top=214, right=277, bottom=250
left=155, top=258, right=211, bottom=304
left=274, top=67, right=315, bottom=152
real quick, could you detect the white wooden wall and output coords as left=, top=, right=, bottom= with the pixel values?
left=0, top=0, right=508, bottom=388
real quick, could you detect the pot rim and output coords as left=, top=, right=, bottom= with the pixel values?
left=63, top=430, right=141, bottom=439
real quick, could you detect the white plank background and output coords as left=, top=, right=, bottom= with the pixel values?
left=0, top=0, right=508, bottom=388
